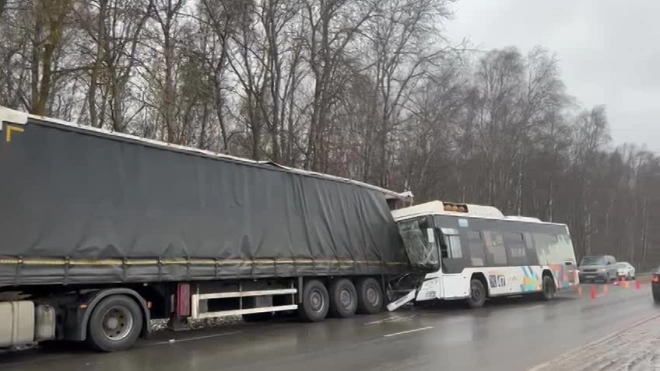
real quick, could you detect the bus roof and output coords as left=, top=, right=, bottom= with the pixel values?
left=0, top=106, right=412, bottom=202
left=392, top=200, right=566, bottom=226
left=392, top=201, right=503, bottom=220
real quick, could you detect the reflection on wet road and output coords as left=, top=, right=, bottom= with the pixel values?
left=1, top=283, right=657, bottom=371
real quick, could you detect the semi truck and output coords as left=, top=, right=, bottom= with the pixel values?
left=0, top=107, right=419, bottom=352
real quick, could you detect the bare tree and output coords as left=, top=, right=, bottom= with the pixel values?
left=472, top=48, right=525, bottom=206
left=0, top=0, right=7, bottom=17
left=75, top=0, right=153, bottom=131
left=146, top=0, right=187, bottom=143
left=258, top=0, right=305, bottom=163
left=2, top=0, right=77, bottom=115
left=360, top=0, right=451, bottom=187
left=302, top=0, right=379, bottom=171
left=198, top=0, right=238, bottom=151
left=222, top=0, right=268, bottom=160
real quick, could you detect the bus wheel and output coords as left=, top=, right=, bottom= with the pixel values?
left=467, top=279, right=487, bottom=309
left=298, top=279, right=330, bottom=322
left=329, top=278, right=358, bottom=318
left=87, top=295, right=143, bottom=352
left=356, top=277, right=384, bottom=314
left=539, top=275, right=556, bottom=301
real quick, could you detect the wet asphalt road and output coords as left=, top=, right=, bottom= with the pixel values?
left=1, top=281, right=658, bottom=371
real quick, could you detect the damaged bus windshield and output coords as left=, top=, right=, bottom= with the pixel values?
left=397, top=217, right=440, bottom=271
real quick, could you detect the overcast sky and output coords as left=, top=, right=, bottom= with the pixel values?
left=444, top=0, right=660, bottom=152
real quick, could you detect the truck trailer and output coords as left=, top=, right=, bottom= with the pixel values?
left=0, top=107, right=416, bottom=351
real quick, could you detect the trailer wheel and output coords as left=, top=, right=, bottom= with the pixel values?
left=329, top=279, right=358, bottom=318
left=356, top=277, right=383, bottom=314
left=298, top=279, right=329, bottom=322
left=86, top=295, right=143, bottom=352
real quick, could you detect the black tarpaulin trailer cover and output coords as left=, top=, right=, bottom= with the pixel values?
left=0, top=116, right=410, bottom=287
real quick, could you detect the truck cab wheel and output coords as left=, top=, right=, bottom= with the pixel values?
left=356, top=277, right=383, bottom=314
left=298, top=280, right=330, bottom=322
left=329, top=279, right=358, bottom=318
left=86, top=295, right=143, bottom=352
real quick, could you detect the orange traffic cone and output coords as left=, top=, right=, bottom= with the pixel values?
left=636, top=280, right=641, bottom=290
left=624, top=280, right=630, bottom=289
left=577, top=285, right=583, bottom=296
left=603, top=284, right=609, bottom=294
left=591, top=285, right=597, bottom=299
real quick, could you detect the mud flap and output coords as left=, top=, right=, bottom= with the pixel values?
left=386, top=290, right=416, bottom=312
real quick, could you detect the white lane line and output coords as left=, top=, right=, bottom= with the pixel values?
left=524, top=305, right=545, bottom=311
left=365, top=316, right=400, bottom=325
left=146, top=331, right=242, bottom=346
left=365, top=314, right=416, bottom=325
left=383, top=326, right=434, bottom=337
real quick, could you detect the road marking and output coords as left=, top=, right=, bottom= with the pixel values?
left=524, top=305, right=545, bottom=311
left=527, top=313, right=660, bottom=371
left=383, top=326, right=434, bottom=337
left=365, top=314, right=416, bottom=325
left=365, top=316, right=399, bottom=325
left=146, top=331, right=242, bottom=346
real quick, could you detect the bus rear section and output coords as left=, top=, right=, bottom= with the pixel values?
left=392, top=201, right=579, bottom=308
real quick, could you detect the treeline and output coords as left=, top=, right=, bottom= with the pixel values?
left=1, top=0, right=660, bottom=269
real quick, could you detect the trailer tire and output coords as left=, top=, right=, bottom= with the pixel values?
left=86, top=295, right=143, bottom=352
left=298, top=279, right=329, bottom=322
left=329, top=278, right=358, bottom=318
left=356, top=277, right=383, bottom=314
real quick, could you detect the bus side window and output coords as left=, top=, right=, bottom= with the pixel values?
left=533, top=233, right=558, bottom=265
left=524, top=232, right=534, bottom=250
left=441, top=233, right=463, bottom=259
left=484, top=231, right=508, bottom=266
left=468, top=231, right=485, bottom=266
left=502, top=232, right=528, bottom=265
left=440, top=241, right=449, bottom=258
left=447, top=235, right=463, bottom=258
left=523, top=232, right=539, bottom=265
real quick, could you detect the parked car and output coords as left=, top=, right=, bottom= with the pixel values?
left=578, top=255, right=619, bottom=283
left=616, top=262, right=636, bottom=280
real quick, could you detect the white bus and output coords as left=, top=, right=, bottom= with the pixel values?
left=391, top=201, right=579, bottom=308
